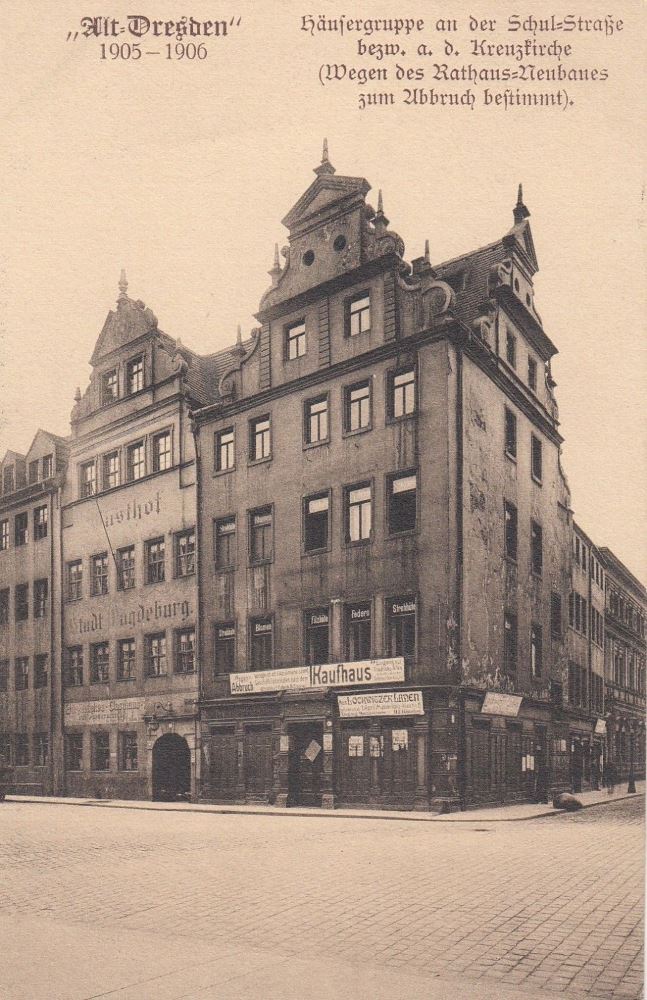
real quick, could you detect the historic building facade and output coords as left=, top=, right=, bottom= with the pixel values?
left=0, top=432, right=68, bottom=795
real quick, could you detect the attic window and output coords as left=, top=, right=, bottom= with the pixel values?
left=302, top=250, right=315, bottom=267
left=102, top=369, right=118, bottom=404
left=446, top=270, right=467, bottom=293
left=333, top=235, right=347, bottom=252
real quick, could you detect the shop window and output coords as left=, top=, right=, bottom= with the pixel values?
left=66, top=647, right=83, bottom=687
left=551, top=592, right=562, bottom=637
left=344, top=380, right=371, bottom=432
left=91, top=553, right=109, bottom=596
left=304, top=396, right=329, bottom=445
left=250, top=416, right=271, bottom=461
left=286, top=320, right=306, bottom=360
left=0, top=589, right=7, bottom=626
left=126, top=441, right=145, bottom=482
left=392, top=729, right=409, bottom=752
left=145, top=537, right=165, bottom=584
left=345, top=603, right=371, bottom=661
left=90, top=642, right=110, bottom=684
left=118, top=639, right=136, bottom=681
left=0, top=660, right=8, bottom=691
left=214, top=623, right=236, bottom=675
left=80, top=460, right=97, bottom=498
left=33, top=579, right=48, bottom=619
left=15, top=657, right=29, bottom=691
left=249, top=506, right=273, bottom=563
left=0, top=519, right=8, bottom=550
left=66, top=733, right=84, bottom=771
left=345, top=483, right=372, bottom=543
left=348, top=735, right=364, bottom=757
left=214, top=516, right=236, bottom=570
left=215, top=428, right=235, bottom=471
left=304, top=608, right=330, bottom=665
left=387, top=597, right=416, bottom=663
left=388, top=369, right=416, bottom=419
left=347, top=291, right=371, bottom=337
left=504, top=501, right=518, bottom=561
left=175, top=529, right=195, bottom=577
left=504, top=408, right=517, bottom=459
left=34, top=505, right=48, bottom=540
left=34, top=733, right=49, bottom=766
left=15, top=511, right=28, bottom=546
left=531, top=520, right=543, bottom=576
left=531, top=434, right=543, bottom=483
left=504, top=612, right=517, bottom=674
left=175, top=628, right=196, bottom=674
left=153, top=431, right=171, bottom=472
left=117, top=545, right=135, bottom=590
left=103, top=450, right=120, bottom=489
left=15, top=733, right=29, bottom=766
left=34, top=654, right=48, bottom=688
left=145, top=633, right=167, bottom=677
left=530, top=624, right=542, bottom=678
left=102, top=368, right=118, bottom=404
left=29, top=459, right=40, bottom=484
left=120, top=732, right=138, bottom=771
left=92, top=732, right=110, bottom=771
left=15, top=583, right=29, bottom=622
left=249, top=617, right=273, bottom=671
left=42, top=454, right=53, bottom=479
left=127, top=355, right=144, bottom=394
left=303, top=493, right=329, bottom=552
left=387, top=472, right=417, bottom=534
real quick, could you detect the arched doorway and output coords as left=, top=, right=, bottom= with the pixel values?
left=152, top=733, right=191, bottom=801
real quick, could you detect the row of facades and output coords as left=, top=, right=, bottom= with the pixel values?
left=1, top=148, right=645, bottom=810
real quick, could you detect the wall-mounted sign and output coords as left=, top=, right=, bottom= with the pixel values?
left=229, top=657, right=405, bottom=696
left=98, top=490, right=161, bottom=529
left=64, top=697, right=146, bottom=726
left=389, top=597, right=416, bottom=616
left=594, top=718, right=607, bottom=735
left=481, top=692, right=523, bottom=717
left=72, top=599, right=193, bottom=636
left=323, top=733, right=333, bottom=751
left=338, top=690, right=424, bottom=718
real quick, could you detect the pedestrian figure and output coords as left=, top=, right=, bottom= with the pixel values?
left=606, top=760, right=617, bottom=796
left=591, top=751, right=601, bottom=791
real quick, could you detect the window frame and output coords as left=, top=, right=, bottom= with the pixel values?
left=33, top=578, right=48, bottom=619
left=66, top=646, right=84, bottom=687
left=387, top=367, right=417, bottom=422
left=145, top=632, right=167, bottom=678
left=34, top=654, right=49, bottom=689
left=504, top=500, right=518, bottom=563
left=126, top=440, right=146, bottom=483
left=344, top=602, right=372, bottom=662
left=214, top=622, right=236, bottom=676
left=67, top=559, right=83, bottom=602
left=80, top=459, right=97, bottom=498
left=504, top=407, right=517, bottom=460
left=33, top=504, right=48, bottom=541
left=343, top=379, right=372, bottom=436
left=90, top=642, right=110, bottom=685
left=103, top=450, right=120, bottom=490
left=344, top=481, right=373, bottom=545
left=14, top=656, right=29, bottom=691
left=530, top=623, right=543, bottom=678
left=527, top=356, right=538, bottom=392
left=303, top=394, right=330, bottom=447
left=249, top=505, right=273, bottom=565
left=152, top=430, right=172, bottom=473
left=92, top=731, right=111, bottom=772
left=91, top=552, right=109, bottom=597
left=0, top=518, right=8, bottom=551
left=117, top=638, right=136, bottom=682
left=346, top=290, right=371, bottom=338
left=65, top=733, right=84, bottom=771
left=505, top=328, right=517, bottom=368
left=174, top=528, right=196, bottom=578
left=214, top=516, right=236, bottom=571
left=249, top=415, right=272, bottom=464
left=531, top=433, right=543, bottom=484
left=120, top=731, right=139, bottom=771
left=531, top=520, right=543, bottom=576
left=175, top=627, right=196, bottom=674
left=145, top=536, right=166, bottom=585
left=303, top=490, right=331, bottom=555
left=386, top=595, right=417, bottom=666
left=102, top=368, right=119, bottom=404
left=116, top=545, right=136, bottom=591
left=214, top=426, right=235, bottom=474
left=503, top=611, right=518, bottom=675
left=14, top=511, right=28, bottom=546
left=248, top=616, right=274, bottom=672
left=15, top=583, right=29, bottom=622
left=126, top=355, right=144, bottom=395
left=285, top=319, right=307, bottom=361
left=386, top=470, right=418, bottom=537
left=303, top=607, right=330, bottom=666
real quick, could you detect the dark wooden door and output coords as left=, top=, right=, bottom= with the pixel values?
left=245, top=727, right=274, bottom=796
left=207, top=730, right=238, bottom=799
left=288, top=725, right=323, bottom=806
left=338, top=726, right=371, bottom=803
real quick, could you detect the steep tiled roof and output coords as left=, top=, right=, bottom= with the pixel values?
left=177, top=340, right=254, bottom=406
left=434, top=238, right=507, bottom=326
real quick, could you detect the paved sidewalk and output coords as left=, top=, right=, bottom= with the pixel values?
left=6, top=780, right=643, bottom=822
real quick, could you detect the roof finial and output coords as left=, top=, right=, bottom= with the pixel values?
left=424, top=239, right=430, bottom=262
left=314, top=138, right=336, bottom=176
left=236, top=323, right=242, bottom=345
left=373, top=188, right=389, bottom=231
left=118, top=268, right=128, bottom=298
left=74, top=386, right=81, bottom=403
left=377, top=189, right=383, bottom=213
left=269, top=242, right=282, bottom=286
left=513, top=183, right=530, bottom=223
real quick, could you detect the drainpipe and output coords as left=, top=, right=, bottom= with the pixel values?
left=455, top=334, right=466, bottom=809
left=190, top=412, right=202, bottom=801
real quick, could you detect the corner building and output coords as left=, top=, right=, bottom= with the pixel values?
left=194, top=148, right=572, bottom=810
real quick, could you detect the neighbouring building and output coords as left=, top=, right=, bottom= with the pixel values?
left=0, top=432, right=68, bottom=794
left=191, top=145, right=574, bottom=810
left=600, top=547, right=646, bottom=780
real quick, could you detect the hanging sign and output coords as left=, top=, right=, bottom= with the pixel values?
left=304, top=740, right=321, bottom=762
left=230, top=657, right=404, bottom=695
left=594, top=718, right=607, bottom=734
left=481, top=692, right=522, bottom=717
left=338, top=690, right=424, bottom=718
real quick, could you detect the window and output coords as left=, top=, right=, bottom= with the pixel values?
left=505, top=328, right=516, bottom=367
left=117, top=546, right=135, bottom=591
left=15, top=734, right=29, bottom=766
left=250, top=506, right=273, bottom=563
left=67, top=560, right=83, bottom=601
left=80, top=460, right=97, bottom=498
left=305, top=396, right=329, bottom=445
left=214, top=517, right=236, bottom=570
left=42, top=454, right=53, bottom=479
left=102, top=368, right=118, bottom=404
left=0, top=519, right=8, bottom=550
left=531, top=434, right=543, bottom=482
left=0, top=660, right=8, bottom=691
left=551, top=592, right=562, bottom=637
left=66, top=733, right=83, bottom=771
left=120, top=732, right=138, bottom=771
left=304, top=493, right=329, bottom=553
left=3, top=466, right=14, bottom=493
left=503, top=501, right=518, bottom=561
left=118, top=639, right=136, bottom=681
left=34, top=733, right=49, bottom=766
left=0, top=590, right=8, bottom=625
left=347, top=292, right=371, bottom=336
left=531, top=624, right=543, bottom=678
left=531, top=521, right=543, bottom=576
left=34, top=654, right=48, bottom=688
left=29, top=459, right=40, bottom=484
left=344, top=381, right=371, bottom=433
left=0, top=733, right=11, bottom=763
left=127, top=355, right=144, bottom=394
left=389, top=369, right=416, bottom=419
left=92, top=732, right=110, bottom=771
left=504, top=408, right=517, bottom=459
left=387, top=472, right=417, bottom=534
left=286, top=320, right=306, bottom=360
left=145, top=537, right=165, bottom=584
left=15, top=657, right=29, bottom=691
left=304, top=609, right=329, bottom=665
left=387, top=597, right=416, bottom=663
left=90, top=553, right=108, bottom=597
left=34, top=579, right=48, bottom=619
left=214, top=623, right=236, bottom=675
left=34, top=505, right=48, bottom=540
left=103, top=451, right=120, bottom=489
left=66, top=647, right=84, bottom=687
left=15, top=511, right=28, bottom=546
left=249, top=618, right=273, bottom=671
left=126, top=441, right=145, bottom=482
left=145, top=633, right=167, bottom=677
left=153, top=431, right=171, bottom=472
left=175, top=628, right=196, bottom=673
left=250, top=416, right=271, bottom=461
left=215, top=428, right=235, bottom=471
left=175, top=529, right=195, bottom=577
left=503, top=612, right=517, bottom=674
left=15, top=584, right=29, bottom=622
left=90, top=642, right=110, bottom=684
left=346, top=483, right=372, bottom=543
left=345, top=603, right=372, bottom=661
left=528, top=356, right=537, bottom=391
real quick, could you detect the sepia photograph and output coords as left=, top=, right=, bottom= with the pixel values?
left=0, top=2, right=644, bottom=999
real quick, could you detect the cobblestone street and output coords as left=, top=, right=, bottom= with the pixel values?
left=0, top=797, right=643, bottom=1000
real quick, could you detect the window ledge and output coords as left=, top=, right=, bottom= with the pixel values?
left=531, top=475, right=543, bottom=486
left=387, top=528, right=419, bottom=541
left=213, top=466, right=236, bottom=478
left=302, top=546, right=331, bottom=558
left=504, top=450, right=517, bottom=463
left=342, top=425, right=372, bottom=440
left=249, top=558, right=274, bottom=568
left=344, top=538, right=373, bottom=548
left=303, top=439, right=330, bottom=452
left=247, top=456, right=273, bottom=468
left=386, top=413, right=416, bottom=427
